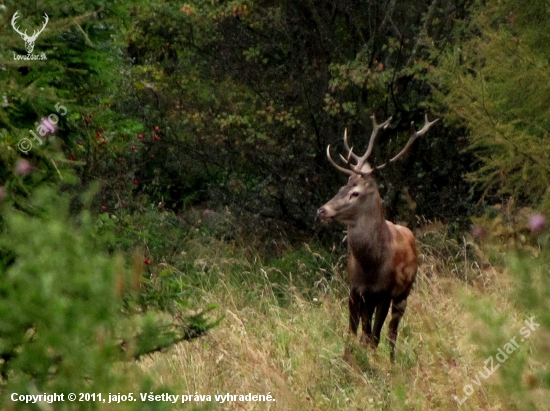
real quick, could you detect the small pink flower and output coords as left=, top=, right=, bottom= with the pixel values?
left=15, top=159, right=31, bottom=175
left=528, top=214, right=546, bottom=233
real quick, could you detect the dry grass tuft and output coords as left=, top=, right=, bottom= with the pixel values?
left=137, top=227, right=549, bottom=410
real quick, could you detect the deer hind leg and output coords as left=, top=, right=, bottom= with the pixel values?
left=388, top=297, right=408, bottom=362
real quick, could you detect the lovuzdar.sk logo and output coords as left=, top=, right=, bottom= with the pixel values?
left=11, top=10, right=49, bottom=60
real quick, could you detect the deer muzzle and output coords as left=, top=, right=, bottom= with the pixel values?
left=317, top=206, right=335, bottom=221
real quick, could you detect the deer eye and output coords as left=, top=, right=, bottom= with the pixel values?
left=351, top=192, right=360, bottom=197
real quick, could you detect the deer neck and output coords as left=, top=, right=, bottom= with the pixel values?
left=346, top=197, right=391, bottom=265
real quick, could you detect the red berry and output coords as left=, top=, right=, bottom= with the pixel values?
left=133, top=179, right=138, bottom=185
left=101, top=205, right=107, bottom=211
left=121, top=201, right=126, bottom=206
left=154, top=126, right=160, bottom=131
left=137, top=134, right=143, bottom=140
left=77, top=141, right=83, bottom=146
left=154, top=134, right=159, bottom=141
left=96, top=132, right=102, bottom=138
left=132, top=145, right=137, bottom=151
left=69, top=155, right=76, bottom=161
left=144, top=258, right=151, bottom=265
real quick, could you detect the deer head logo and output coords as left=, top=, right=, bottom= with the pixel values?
left=11, top=11, right=49, bottom=54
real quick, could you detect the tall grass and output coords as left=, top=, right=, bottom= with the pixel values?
left=136, top=221, right=549, bottom=410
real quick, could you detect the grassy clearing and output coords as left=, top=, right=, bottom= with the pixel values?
left=137, top=228, right=549, bottom=411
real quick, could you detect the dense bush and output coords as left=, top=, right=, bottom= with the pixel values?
left=433, top=0, right=550, bottom=210
left=116, top=0, right=474, bottom=231
left=0, top=184, right=217, bottom=409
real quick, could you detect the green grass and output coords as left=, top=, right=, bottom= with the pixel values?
left=134, top=227, right=550, bottom=411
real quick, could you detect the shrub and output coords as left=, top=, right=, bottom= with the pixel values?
left=0, top=185, right=217, bottom=409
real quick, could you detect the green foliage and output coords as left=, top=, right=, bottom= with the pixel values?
left=0, top=185, right=217, bottom=409
left=462, top=232, right=550, bottom=410
left=114, top=0, right=472, bottom=228
left=0, top=190, right=125, bottom=398
left=433, top=0, right=550, bottom=206
left=0, top=0, right=151, bottom=216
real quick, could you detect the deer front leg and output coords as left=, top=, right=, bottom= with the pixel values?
left=360, top=297, right=376, bottom=346
left=348, top=291, right=361, bottom=335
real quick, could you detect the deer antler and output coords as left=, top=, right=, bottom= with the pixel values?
left=375, top=114, right=439, bottom=169
left=326, top=144, right=354, bottom=176
left=326, top=114, right=439, bottom=177
left=354, top=115, right=393, bottom=171
left=326, top=114, right=392, bottom=177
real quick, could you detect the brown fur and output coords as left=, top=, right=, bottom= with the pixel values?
left=318, top=174, right=417, bottom=361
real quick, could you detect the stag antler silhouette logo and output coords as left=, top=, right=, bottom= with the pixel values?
left=11, top=11, right=49, bottom=54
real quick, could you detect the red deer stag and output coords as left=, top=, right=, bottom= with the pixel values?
left=317, top=114, right=438, bottom=361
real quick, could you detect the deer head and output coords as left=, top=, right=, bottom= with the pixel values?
left=11, top=11, right=49, bottom=54
left=317, top=114, right=439, bottom=224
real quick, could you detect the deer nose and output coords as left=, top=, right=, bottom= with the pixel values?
left=317, top=207, right=327, bottom=217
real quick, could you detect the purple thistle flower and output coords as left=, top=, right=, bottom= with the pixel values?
left=528, top=214, right=546, bottom=233
left=15, top=159, right=31, bottom=175
left=470, top=224, right=487, bottom=239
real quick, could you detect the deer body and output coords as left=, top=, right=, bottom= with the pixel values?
left=317, top=114, right=437, bottom=361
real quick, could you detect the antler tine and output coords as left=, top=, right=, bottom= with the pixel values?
left=11, top=11, right=27, bottom=37
left=343, top=128, right=361, bottom=164
left=413, top=113, right=439, bottom=138
left=354, top=114, right=392, bottom=170
left=379, top=114, right=439, bottom=166
left=326, top=145, right=354, bottom=176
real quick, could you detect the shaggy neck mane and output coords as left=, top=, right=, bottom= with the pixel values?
left=346, top=196, right=391, bottom=266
